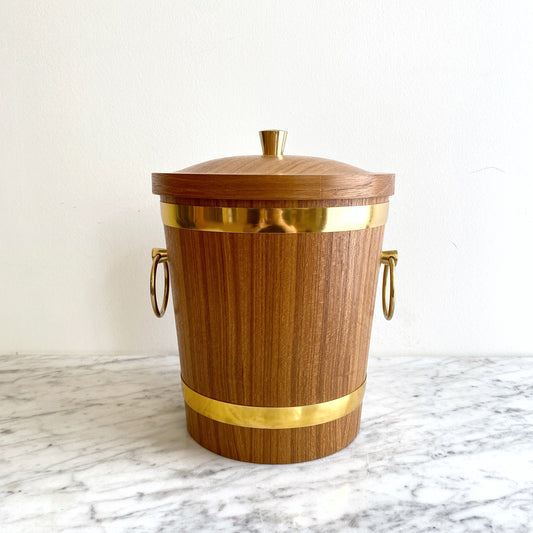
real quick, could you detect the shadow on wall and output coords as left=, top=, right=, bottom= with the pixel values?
left=97, top=206, right=175, bottom=355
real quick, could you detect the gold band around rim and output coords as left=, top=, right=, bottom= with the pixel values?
left=161, top=202, right=388, bottom=233
left=181, top=379, right=366, bottom=429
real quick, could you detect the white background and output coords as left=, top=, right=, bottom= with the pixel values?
left=1, top=1, right=532, bottom=356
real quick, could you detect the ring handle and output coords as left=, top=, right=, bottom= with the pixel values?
left=380, top=250, right=398, bottom=320
left=150, top=248, right=169, bottom=318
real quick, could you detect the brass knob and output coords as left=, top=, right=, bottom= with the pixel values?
left=259, top=130, right=287, bottom=156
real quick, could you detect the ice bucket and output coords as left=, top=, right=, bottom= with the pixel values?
left=150, top=130, right=397, bottom=463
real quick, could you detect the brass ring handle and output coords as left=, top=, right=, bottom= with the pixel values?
left=380, top=250, right=398, bottom=320
left=150, top=248, right=169, bottom=318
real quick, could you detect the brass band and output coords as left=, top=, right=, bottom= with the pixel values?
left=161, top=202, right=388, bottom=234
left=181, top=378, right=366, bottom=429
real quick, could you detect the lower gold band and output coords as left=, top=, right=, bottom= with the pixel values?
left=181, top=379, right=366, bottom=429
left=161, top=202, right=388, bottom=233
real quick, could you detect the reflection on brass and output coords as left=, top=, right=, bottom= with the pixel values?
left=380, top=250, right=398, bottom=320
left=150, top=248, right=169, bottom=318
left=181, top=378, right=366, bottom=429
left=161, top=202, right=388, bottom=234
left=259, top=129, right=288, bottom=156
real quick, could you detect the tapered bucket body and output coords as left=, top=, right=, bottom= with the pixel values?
left=151, top=131, right=395, bottom=463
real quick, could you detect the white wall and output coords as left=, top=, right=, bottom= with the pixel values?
left=1, top=1, right=532, bottom=356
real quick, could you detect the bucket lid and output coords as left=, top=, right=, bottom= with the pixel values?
left=152, top=130, right=394, bottom=201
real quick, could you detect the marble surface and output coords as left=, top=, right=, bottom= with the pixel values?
left=0, top=354, right=532, bottom=532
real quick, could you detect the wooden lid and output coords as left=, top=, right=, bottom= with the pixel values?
left=152, top=130, right=395, bottom=201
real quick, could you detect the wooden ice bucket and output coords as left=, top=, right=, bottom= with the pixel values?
left=150, top=130, right=396, bottom=463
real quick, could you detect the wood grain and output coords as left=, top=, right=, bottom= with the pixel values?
left=159, top=196, right=390, bottom=208
left=153, top=154, right=394, bottom=200
left=185, top=405, right=362, bottom=464
left=161, top=195, right=386, bottom=462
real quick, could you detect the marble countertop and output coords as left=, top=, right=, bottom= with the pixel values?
left=1, top=354, right=531, bottom=532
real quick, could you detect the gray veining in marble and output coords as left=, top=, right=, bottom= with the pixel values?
left=1, top=354, right=532, bottom=532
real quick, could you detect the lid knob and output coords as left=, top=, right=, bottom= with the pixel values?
left=259, top=130, right=287, bottom=156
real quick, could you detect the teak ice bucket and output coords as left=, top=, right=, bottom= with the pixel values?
left=150, top=130, right=397, bottom=464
